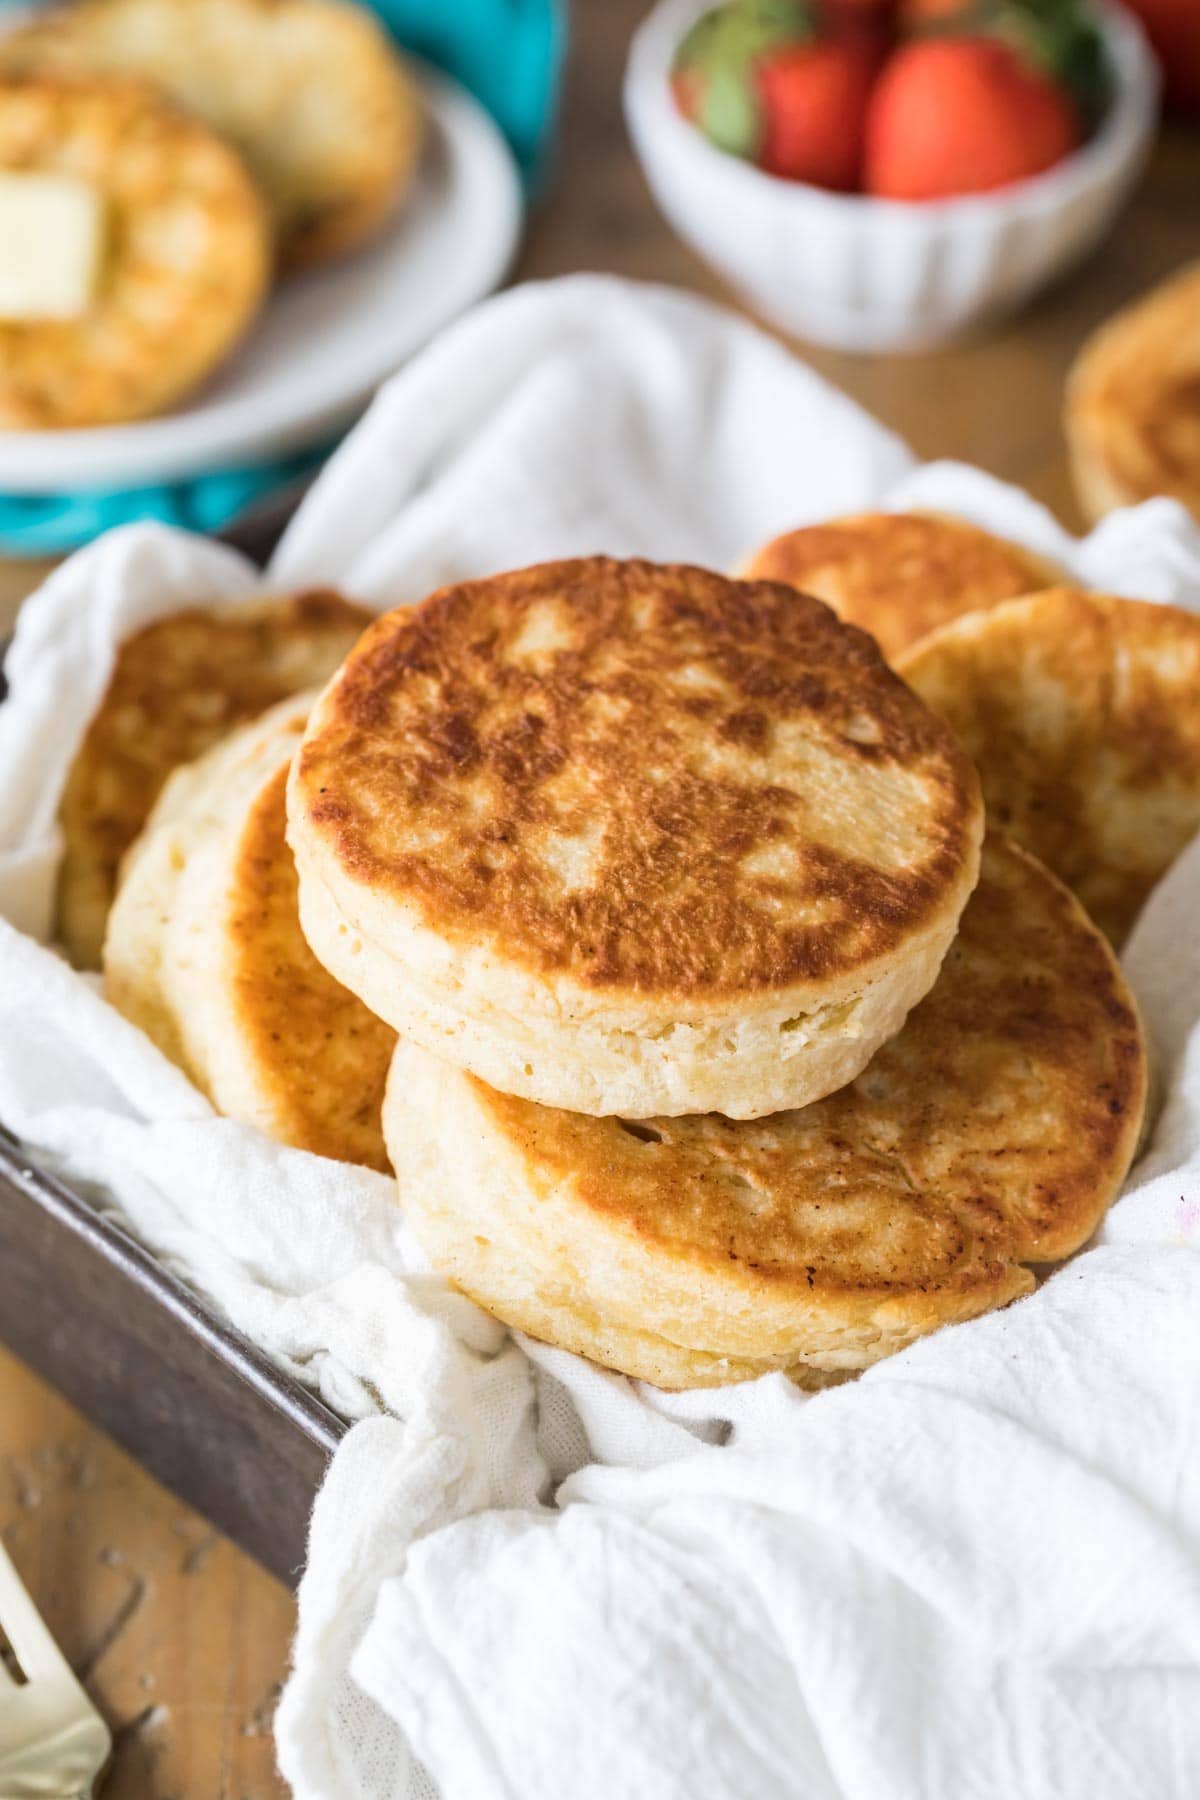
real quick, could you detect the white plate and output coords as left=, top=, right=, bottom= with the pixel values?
left=0, top=63, right=523, bottom=492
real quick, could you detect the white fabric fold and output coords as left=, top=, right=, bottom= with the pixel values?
left=0, top=276, right=1198, bottom=1799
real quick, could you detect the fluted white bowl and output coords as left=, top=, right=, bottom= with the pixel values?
left=625, top=0, right=1159, bottom=353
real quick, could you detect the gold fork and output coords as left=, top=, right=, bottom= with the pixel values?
left=0, top=1538, right=111, bottom=1798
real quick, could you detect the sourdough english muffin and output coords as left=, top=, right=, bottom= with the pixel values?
left=105, top=696, right=395, bottom=1169
left=1066, top=261, right=1200, bottom=527
left=384, top=835, right=1146, bottom=1388
left=741, top=512, right=1063, bottom=661
left=289, top=557, right=984, bottom=1118
left=0, top=74, right=269, bottom=428
left=899, top=587, right=1200, bottom=946
left=57, top=589, right=372, bottom=970
left=1, top=0, right=424, bottom=269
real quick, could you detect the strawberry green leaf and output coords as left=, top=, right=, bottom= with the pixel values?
left=674, top=0, right=815, bottom=82
left=700, top=61, right=765, bottom=154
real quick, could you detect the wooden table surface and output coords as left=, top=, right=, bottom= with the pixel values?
left=1, top=6, right=1197, bottom=1794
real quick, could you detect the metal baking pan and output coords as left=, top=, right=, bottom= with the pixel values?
left=0, top=1133, right=344, bottom=1587
left=0, top=494, right=344, bottom=1588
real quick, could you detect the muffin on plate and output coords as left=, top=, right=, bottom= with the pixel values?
left=0, top=73, right=269, bottom=428
left=0, top=0, right=425, bottom=269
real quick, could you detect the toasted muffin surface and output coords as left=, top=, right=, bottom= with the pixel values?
left=57, top=589, right=372, bottom=969
left=1, top=0, right=423, bottom=269
left=292, top=558, right=981, bottom=1001
left=1066, top=261, right=1200, bottom=526
left=104, top=696, right=395, bottom=1169
left=384, top=834, right=1146, bottom=1388
left=900, top=587, right=1200, bottom=945
left=290, top=557, right=983, bottom=1117
left=0, top=73, right=269, bottom=427
left=741, top=512, right=1062, bottom=661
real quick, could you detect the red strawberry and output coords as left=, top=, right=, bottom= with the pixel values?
left=672, top=1, right=819, bottom=160
left=896, top=0, right=1112, bottom=125
left=756, top=41, right=877, bottom=184
left=898, top=0, right=970, bottom=21
left=671, top=0, right=875, bottom=189
left=1118, top=0, right=1200, bottom=113
left=822, top=7, right=895, bottom=73
left=864, top=37, right=1081, bottom=199
left=820, top=0, right=895, bottom=18
left=818, top=0, right=897, bottom=53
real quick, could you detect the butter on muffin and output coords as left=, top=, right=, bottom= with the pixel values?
left=0, top=0, right=424, bottom=269
left=0, top=73, right=269, bottom=427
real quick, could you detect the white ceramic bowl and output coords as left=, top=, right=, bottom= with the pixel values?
left=625, top=0, right=1159, bottom=353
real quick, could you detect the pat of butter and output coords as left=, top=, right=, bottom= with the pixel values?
left=0, top=173, right=105, bottom=321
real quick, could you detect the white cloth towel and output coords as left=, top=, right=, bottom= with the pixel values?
left=0, top=277, right=1198, bottom=1800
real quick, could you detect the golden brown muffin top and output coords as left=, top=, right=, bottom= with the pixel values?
left=900, top=586, right=1200, bottom=945
left=293, top=557, right=984, bottom=1006
left=1066, top=260, right=1200, bottom=520
left=0, top=73, right=270, bottom=427
left=469, top=834, right=1145, bottom=1309
left=743, top=511, right=1063, bottom=661
left=226, top=760, right=395, bottom=1170
left=0, top=0, right=423, bottom=269
left=58, top=589, right=372, bottom=968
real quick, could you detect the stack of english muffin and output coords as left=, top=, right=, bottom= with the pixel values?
left=83, top=520, right=1200, bottom=1387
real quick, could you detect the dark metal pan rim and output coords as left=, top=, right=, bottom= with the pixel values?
left=1, top=1126, right=345, bottom=1453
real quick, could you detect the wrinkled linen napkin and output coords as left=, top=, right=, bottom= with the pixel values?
left=0, top=277, right=1198, bottom=1800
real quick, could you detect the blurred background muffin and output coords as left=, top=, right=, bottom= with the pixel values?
left=0, top=0, right=426, bottom=270
left=0, top=72, right=269, bottom=427
left=0, top=0, right=430, bottom=433
left=0, top=0, right=548, bottom=556
left=1065, top=258, right=1200, bottom=528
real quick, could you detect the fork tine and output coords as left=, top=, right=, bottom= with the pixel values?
left=0, top=1543, right=111, bottom=1798
left=0, top=1541, right=77, bottom=1688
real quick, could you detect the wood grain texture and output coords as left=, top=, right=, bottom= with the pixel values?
left=0, top=1344, right=292, bottom=1799
left=0, top=4, right=1196, bottom=1792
